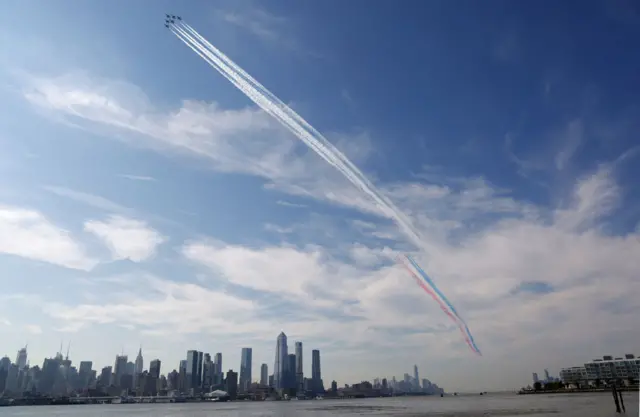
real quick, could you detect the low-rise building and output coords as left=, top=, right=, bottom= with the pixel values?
left=561, top=354, right=639, bottom=386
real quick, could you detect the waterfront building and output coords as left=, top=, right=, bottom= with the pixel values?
left=583, top=354, right=639, bottom=382
left=560, top=354, right=640, bottom=386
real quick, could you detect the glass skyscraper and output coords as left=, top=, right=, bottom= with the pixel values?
left=274, top=332, right=288, bottom=389
left=239, top=347, right=252, bottom=392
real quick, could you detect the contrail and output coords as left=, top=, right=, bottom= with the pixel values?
left=167, top=19, right=479, bottom=352
left=170, top=22, right=426, bottom=252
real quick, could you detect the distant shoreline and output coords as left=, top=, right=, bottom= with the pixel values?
left=518, top=387, right=638, bottom=395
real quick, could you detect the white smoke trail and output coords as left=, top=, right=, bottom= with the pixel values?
left=170, top=23, right=428, bottom=253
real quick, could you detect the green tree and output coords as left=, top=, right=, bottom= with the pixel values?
left=533, top=382, right=542, bottom=391
left=594, top=379, right=601, bottom=388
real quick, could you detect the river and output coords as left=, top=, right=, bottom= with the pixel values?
left=1, top=392, right=638, bottom=416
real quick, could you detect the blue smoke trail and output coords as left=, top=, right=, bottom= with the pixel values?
left=406, top=255, right=481, bottom=355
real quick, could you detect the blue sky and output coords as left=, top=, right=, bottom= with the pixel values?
left=1, top=0, right=639, bottom=391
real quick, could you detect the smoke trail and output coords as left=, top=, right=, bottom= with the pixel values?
left=170, top=23, right=426, bottom=253
left=398, top=255, right=479, bottom=355
left=406, top=255, right=481, bottom=354
left=405, top=256, right=481, bottom=354
left=169, top=22, right=479, bottom=353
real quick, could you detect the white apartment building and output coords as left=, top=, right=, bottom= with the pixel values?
left=561, top=354, right=639, bottom=385
left=559, top=366, right=587, bottom=385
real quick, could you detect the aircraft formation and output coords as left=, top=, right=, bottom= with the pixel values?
left=164, top=14, right=181, bottom=28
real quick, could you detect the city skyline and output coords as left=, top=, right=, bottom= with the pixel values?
left=0, top=337, right=449, bottom=398
left=1, top=1, right=639, bottom=393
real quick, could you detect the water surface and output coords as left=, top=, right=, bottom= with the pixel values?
left=1, top=392, right=638, bottom=416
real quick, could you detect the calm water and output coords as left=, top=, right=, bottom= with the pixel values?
left=1, top=392, right=638, bottom=416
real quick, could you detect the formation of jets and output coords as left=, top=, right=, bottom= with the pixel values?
left=164, top=14, right=182, bottom=28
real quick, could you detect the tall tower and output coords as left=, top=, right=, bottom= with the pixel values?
left=135, top=347, right=144, bottom=376
left=311, top=349, right=322, bottom=392
left=196, top=351, right=204, bottom=389
left=186, top=350, right=201, bottom=392
left=295, top=342, right=303, bottom=391
left=274, top=332, right=288, bottom=389
left=239, top=348, right=252, bottom=392
left=311, top=349, right=321, bottom=381
left=413, top=365, right=419, bottom=389
left=214, top=353, right=222, bottom=385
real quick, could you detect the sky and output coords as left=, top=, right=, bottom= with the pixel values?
left=0, top=0, right=639, bottom=392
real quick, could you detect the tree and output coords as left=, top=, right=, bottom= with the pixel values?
left=594, top=379, right=601, bottom=388
left=533, top=382, right=542, bottom=391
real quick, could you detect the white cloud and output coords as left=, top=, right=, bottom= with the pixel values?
left=0, top=205, right=97, bottom=270
left=118, top=174, right=156, bottom=181
left=554, top=119, right=583, bottom=170
left=44, top=185, right=131, bottom=214
left=276, top=200, right=307, bottom=208
left=25, top=324, right=42, bottom=334
left=263, top=223, right=293, bottom=234
left=22, top=72, right=376, bottom=216
left=43, top=274, right=257, bottom=336
left=219, top=8, right=285, bottom=42
left=554, top=164, right=620, bottom=231
left=0, top=318, right=11, bottom=326
left=84, top=215, right=166, bottom=262
left=182, top=241, right=363, bottom=305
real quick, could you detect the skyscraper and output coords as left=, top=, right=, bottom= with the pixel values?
left=295, top=341, right=303, bottom=391
left=135, top=348, right=144, bottom=376
left=113, top=355, right=128, bottom=387
left=413, top=365, right=419, bottom=390
left=15, top=346, right=27, bottom=370
left=150, top=360, right=161, bottom=379
left=202, top=353, right=212, bottom=390
left=225, top=369, right=238, bottom=400
left=196, top=351, right=204, bottom=388
left=214, top=353, right=222, bottom=385
left=239, top=348, right=252, bottom=392
left=311, top=349, right=321, bottom=381
left=78, top=361, right=93, bottom=390
left=186, top=350, right=201, bottom=392
left=260, top=363, right=268, bottom=386
left=274, top=332, right=288, bottom=389
left=311, top=349, right=323, bottom=392
left=287, top=354, right=296, bottom=389
left=98, top=366, right=112, bottom=388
